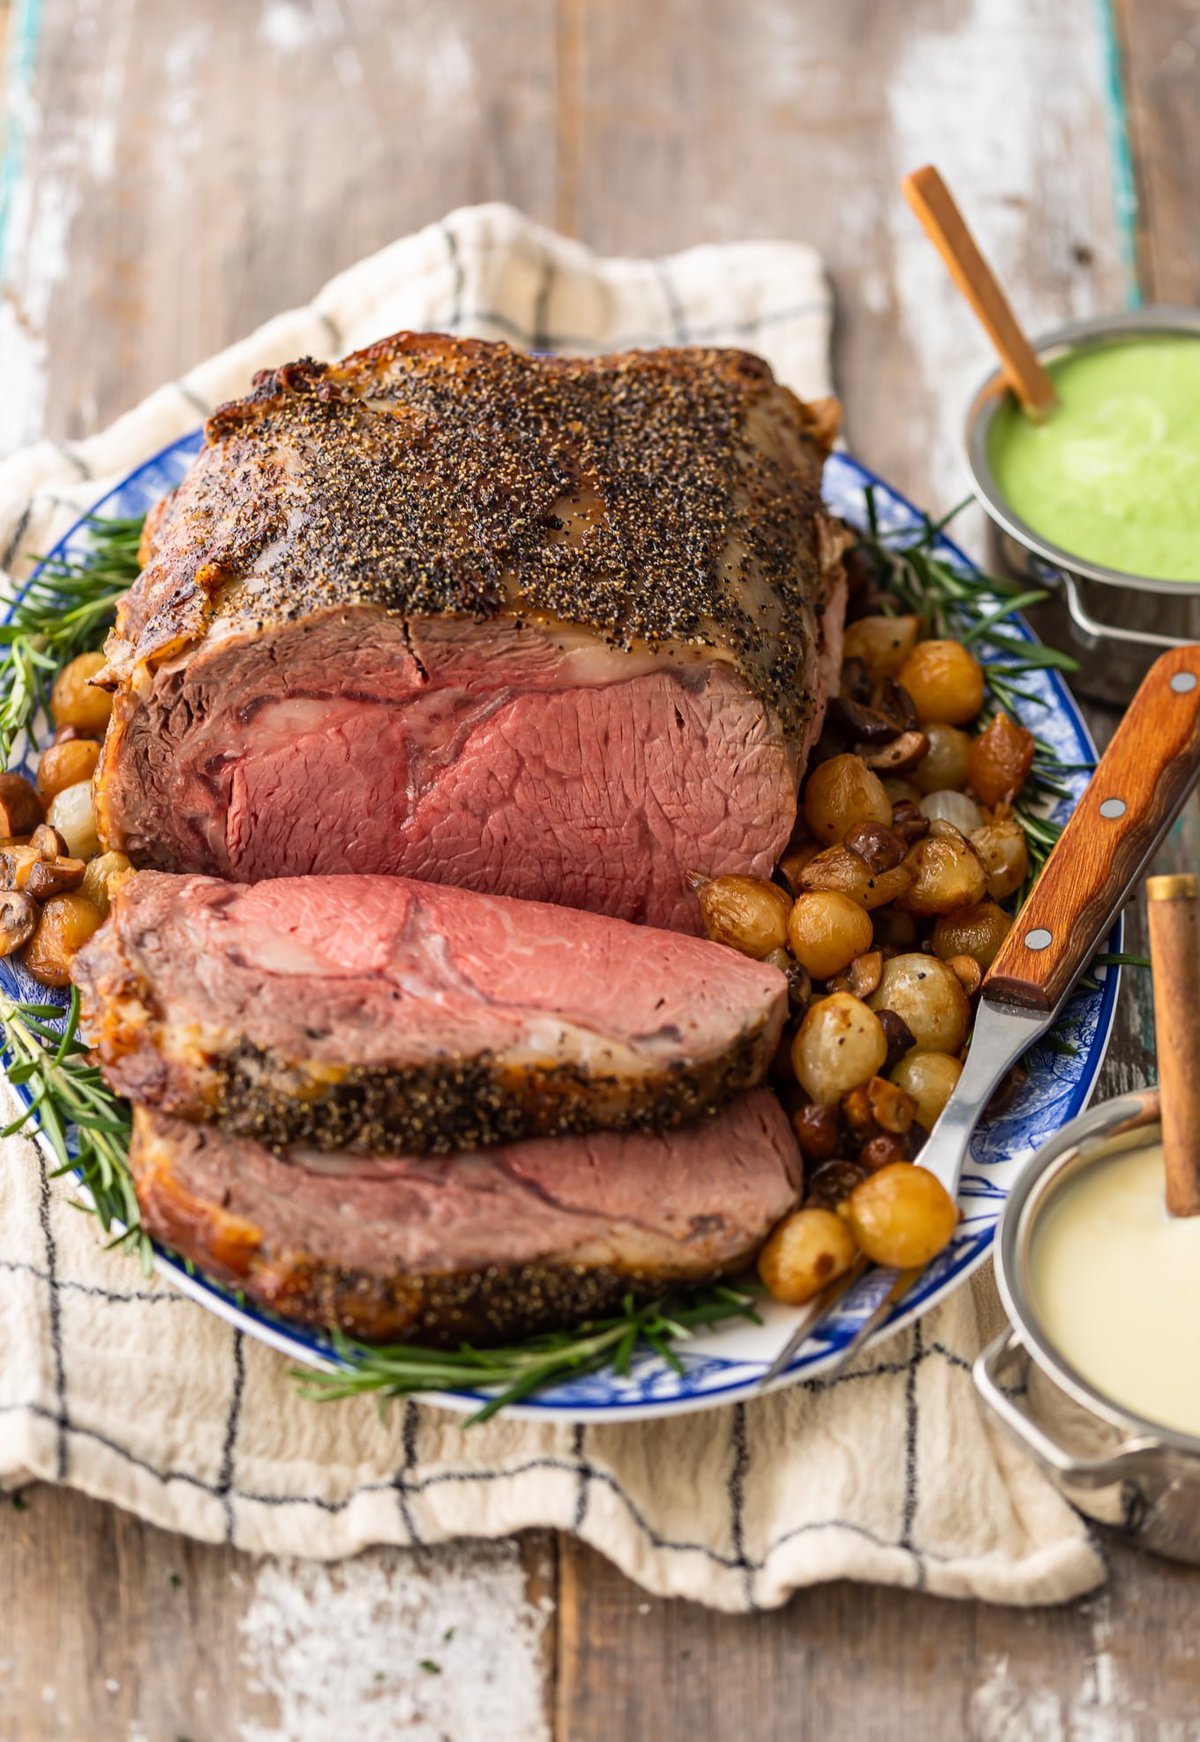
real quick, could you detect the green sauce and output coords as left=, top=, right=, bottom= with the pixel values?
left=988, top=333, right=1200, bottom=581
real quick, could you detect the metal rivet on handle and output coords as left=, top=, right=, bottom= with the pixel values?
left=1025, top=928, right=1053, bottom=951
left=1171, top=672, right=1198, bottom=694
left=1099, top=797, right=1126, bottom=819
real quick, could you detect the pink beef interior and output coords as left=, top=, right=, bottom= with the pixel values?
left=96, top=868, right=787, bottom=1077
left=95, top=336, right=846, bottom=932
left=141, top=1088, right=801, bottom=1279
left=105, top=611, right=803, bottom=932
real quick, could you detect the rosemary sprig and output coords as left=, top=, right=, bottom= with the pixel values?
left=0, top=514, right=144, bottom=764
left=295, top=1286, right=763, bottom=1424
left=862, top=487, right=1080, bottom=688
left=0, top=986, right=148, bottom=1268
left=860, top=487, right=1084, bottom=885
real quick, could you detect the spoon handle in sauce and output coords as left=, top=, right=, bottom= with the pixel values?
left=1147, top=874, right=1200, bottom=1217
left=985, top=644, right=1200, bottom=1013
left=900, top=165, right=1058, bottom=419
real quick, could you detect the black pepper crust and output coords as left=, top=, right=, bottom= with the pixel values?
left=206, top=1023, right=772, bottom=1155
left=217, top=1244, right=669, bottom=1348
left=133, top=1158, right=744, bottom=1348
left=73, top=876, right=786, bottom=1158
left=105, top=332, right=837, bottom=740
left=241, top=1261, right=672, bottom=1350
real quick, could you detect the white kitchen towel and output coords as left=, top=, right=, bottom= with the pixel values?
left=0, top=203, right=1104, bottom=1611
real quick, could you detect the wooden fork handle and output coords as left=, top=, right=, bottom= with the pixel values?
left=984, top=646, right=1200, bottom=1012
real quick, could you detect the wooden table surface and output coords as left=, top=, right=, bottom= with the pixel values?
left=2, top=2, right=1199, bottom=1736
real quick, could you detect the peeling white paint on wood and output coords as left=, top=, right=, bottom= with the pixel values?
left=1071, top=1595, right=1135, bottom=1742
left=238, top=1541, right=551, bottom=1742
left=968, top=1592, right=1184, bottom=1742
left=74, top=0, right=136, bottom=185
left=0, top=46, right=57, bottom=457
left=420, top=28, right=476, bottom=105
left=161, top=25, right=203, bottom=142
left=884, top=0, right=1124, bottom=507
left=260, top=0, right=321, bottom=55
left=0, top=0, right=136, bottom=455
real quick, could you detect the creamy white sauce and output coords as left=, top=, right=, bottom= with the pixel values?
left=1030, top=1142, right=1200, bottom=1438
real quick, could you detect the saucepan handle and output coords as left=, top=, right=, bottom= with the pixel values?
left=1060, top=570, right=1191, bottom=654
left=984, top=644, right=1200, bottom=1012
left=973, top=1327, right=1157, bottom=1490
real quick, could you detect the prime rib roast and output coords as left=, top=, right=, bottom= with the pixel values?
left=75, top=333, right=838, bottom=1343
left=73, top=871, right=787, bottom=1155
left=129, top=1091, right=801, bottom=1343
left=92, top=333, right=845, bottom=932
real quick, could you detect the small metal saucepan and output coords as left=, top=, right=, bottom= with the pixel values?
left=975, top=1085, right=1200, bottom=1563
left=964, top=307, right=1200, bottom=705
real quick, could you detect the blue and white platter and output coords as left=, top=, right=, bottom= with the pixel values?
left=1, top=433, right=1118, bottom=1422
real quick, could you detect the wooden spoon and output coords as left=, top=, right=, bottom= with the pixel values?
left=900, top=164, right=1058, bottom=420
left=1147, top=873, right=1200, bottom=1216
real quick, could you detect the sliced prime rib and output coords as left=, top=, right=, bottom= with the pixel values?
left=130, top=1091, right=801, bottom=1343
left=93, top=333, right=846, bottom=931
left=73, top=870, right=788, bottom=1155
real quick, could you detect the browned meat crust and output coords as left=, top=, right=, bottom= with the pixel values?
left=97, top=333, right=836, bottom=740
left=130, top=1097, right=801, bottom=1345
left=207, top=1027, right=776, bottom=1156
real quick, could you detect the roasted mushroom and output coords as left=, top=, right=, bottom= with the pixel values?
left=0, top=890, right=37, bottom=957
left=0, top=773, right=43, bottom=840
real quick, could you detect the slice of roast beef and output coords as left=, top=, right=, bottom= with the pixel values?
left=130, top=1091, right=801, bottom=1343
left=93, top=333, right=846, bottom=931
left=73, top=870, right=788, bottom=1155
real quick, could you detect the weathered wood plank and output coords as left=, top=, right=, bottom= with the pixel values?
left=0, top=4, right=563, bottom=1737
left=0, top=1482, right=272, bottom=1740
left=1, top=2, right=1197, bottom=1740
left=0, top=0, right=558, bottom=456
left=0, top=1483, right=556, bottom=1742
left=1080, top=0, right=1200, bottom=1102
left=1114, top=0, right=1200, bottom=304
left=557, top=1533, right=1200, bottom=1742
left=564, top=0, right=1127, bottom=510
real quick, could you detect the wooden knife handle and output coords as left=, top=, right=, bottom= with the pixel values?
left=984, top=645, right=1200, bottom=1012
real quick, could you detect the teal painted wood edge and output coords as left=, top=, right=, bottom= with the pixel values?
left=0, top=0, right=45, bottom=278
left=1094, top=0, right=1142, bottom=308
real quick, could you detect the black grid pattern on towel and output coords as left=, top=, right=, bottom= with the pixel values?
left=49, top=439, right=92, bottom=480
left=4, top=935, right=1104, bottom=1602
left=217, top=1331, right=247, bottom=1543
left=4, top=1256, right=1005, bottom=1611
left=0, top=218, right=1057, bottom=1611
left=393, top=1400, right=424, bottom=1546
left=35, top=1160, right=69, bottom=1481
left=437, top=296, right=825, bottom=355
left=174, top=379, right=212, bottom=418
left=1, top=501, right=34, bottom=572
